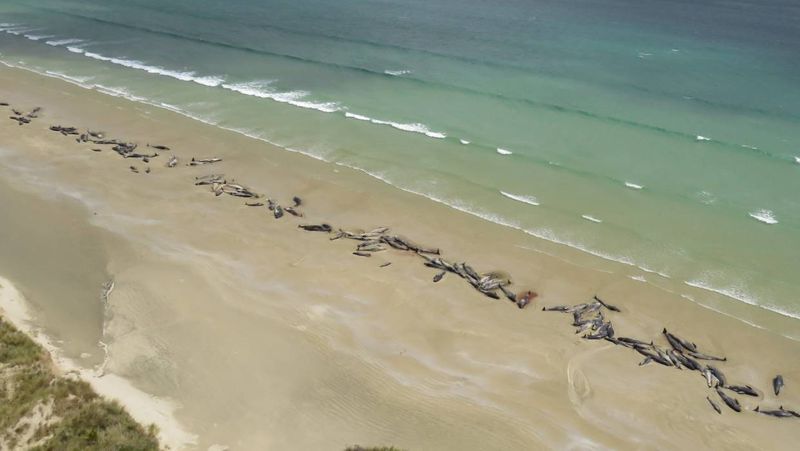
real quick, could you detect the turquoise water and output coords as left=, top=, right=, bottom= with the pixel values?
left=1, top=0, right=799, bottom=323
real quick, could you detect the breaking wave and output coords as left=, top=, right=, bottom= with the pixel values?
left=500, top=191, right=540, bottom=206
left=73, top=49, right=227, bottom=87
left=45, top=38, right=85, bottom=46
left=684, top=279, right=800, bottom=320
left=748, top=209, right=778, bottom=225
left=44, top=70, right=95, bottom=86
left=23, top=33, right=54, bottom=41
left=384, top=69, right=412, bottom=76
left=343, top=111, right=446, bottom=139
left=221, top=80, right=339, bottom=113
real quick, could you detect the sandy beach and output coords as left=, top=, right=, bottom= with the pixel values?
left=1, top=64, right=800, bottom=450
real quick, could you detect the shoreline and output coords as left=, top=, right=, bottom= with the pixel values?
left=2, top=64, right=800, bottom=449
left=3, top=59, right=798, bottom=329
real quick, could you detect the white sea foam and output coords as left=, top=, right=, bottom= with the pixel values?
left=581, top=214, right=602, bottom=223
left=680, top=294, right=768, bottom=330
left=741, top=144, right=759, bottom=150
left=624, top=182, right=643, bottom=190
left=81, top=51, right=227, bottom=88
left=528, top=228, right=637, bottom=267
left=500, top=191, right=540, bottom=206
left=94, top=84, right=149, bottom=103
left=23, top=34, right=53, bottom=41
left=629, top=275, right=646, bottom=282
left=192, top=75, right=226, bottom=87
left=684, top=279, right=800, bottom=320
left=342, top=110, right=446, bottom=138
left=34, top=35, right=449, bottom=140
left=425, top=131, right=447, bottom=139
left=221, top=80, right=339, bottom=113
left=5, top=27, right=36, bottom=36
left=748, top=209, right=778, bottom=224
left=45, top=38, right=84, bottom=46
left=681, top=293, right=800, bottom=342
left=44, top=70, right=94, bottom=85
left=496, top=147, right=513, bottom=155
left=695, top=135, right=711, bottom=142
left=369, top=118, right=446, bottom=138
left=637, top=265, right=671, bottom=279
left=5, top=60, right=97, bottom=90
left=459, top=139, right=470, bottom=145
left=685, top=280, right=757, bottom=306
left=344, top=112, right=370, bottom=121
left=384, top=69, right=412, bottom=76
left=794, top=156, right=800, bottom=164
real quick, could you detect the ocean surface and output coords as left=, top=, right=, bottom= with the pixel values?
left=1, top=0, right=799, bottom=328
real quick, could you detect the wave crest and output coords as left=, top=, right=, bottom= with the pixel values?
left=45, top=38, right=85, bottom=46
left=221, top=80, right=339, bottom=113
left=500, top=191, right=540, bottom=206
left=343, top=111, right=446, bottom=139
left=79, top=50, right=227, bottom=87
left=748, top=209, right=778, bottom=224
left=685, top=279, right=799, bottom=320
left=384, top=69, right=412, bottom=76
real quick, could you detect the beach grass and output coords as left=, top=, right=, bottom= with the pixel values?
left=0, top=316, right=159, bottom=450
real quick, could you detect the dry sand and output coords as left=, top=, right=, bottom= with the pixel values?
left=1, top=65, right=800, bottom=450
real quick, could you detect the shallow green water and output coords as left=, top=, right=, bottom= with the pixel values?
left=1, top=0, right=798, bottom=324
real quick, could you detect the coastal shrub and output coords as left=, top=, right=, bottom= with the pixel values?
left=34, top=398, right=159, bottom=450
left=0, top=318, right=45, bottom=366
left=0, top=317, right=159, bottom=450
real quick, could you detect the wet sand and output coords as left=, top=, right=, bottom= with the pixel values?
left=0, top=172, right=108, bottom=366
left=1, top=65, right=799, bottom=450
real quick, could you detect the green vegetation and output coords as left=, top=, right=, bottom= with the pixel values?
left=0, top=316, right=159, bottom=450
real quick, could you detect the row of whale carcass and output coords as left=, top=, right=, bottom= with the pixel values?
left=49, top=124, right=223, bottom=172
left=37, top=106, right=542, bottom=306
left=3, top=100, right=795, bottom=420
left=46, top=122, right=312, bottom=217
left=200, top=171, right=799, bottom=418
left=297, top=224, right=538, bottom=309
left=4, top=102, right=41, bottom=125
left=542, top=298, right=796, bottom=418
